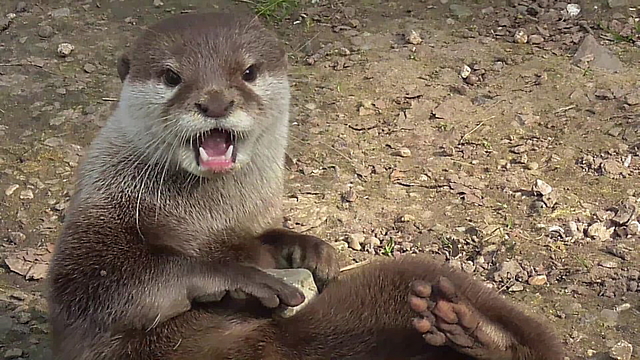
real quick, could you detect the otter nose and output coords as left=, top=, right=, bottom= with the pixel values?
left=195, top=93, right=235, bottom=118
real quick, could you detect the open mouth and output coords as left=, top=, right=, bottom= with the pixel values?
left=192, top=129, right=237, bottom=172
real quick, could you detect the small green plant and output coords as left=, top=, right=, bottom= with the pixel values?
left=254, top=0, right=299, bottom=21
left=381, top=239, right=395, bottom=256
left=481, top=140, right=492, bottom=149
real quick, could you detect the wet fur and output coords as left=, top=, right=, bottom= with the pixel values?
left=47, top=12, right=565, bottom=360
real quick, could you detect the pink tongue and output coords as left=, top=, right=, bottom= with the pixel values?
left=200, top=132, right=230, bottom=157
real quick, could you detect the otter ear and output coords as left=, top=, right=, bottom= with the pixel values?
left=117, top=53, right=131, bottom=82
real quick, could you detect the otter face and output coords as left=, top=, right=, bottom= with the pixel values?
left=117, top=13, right=289, bottom=177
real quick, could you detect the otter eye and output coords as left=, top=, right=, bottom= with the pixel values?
left=242, top=65, right=258, bottom=82
left=163, top=69, right=182, bottom=87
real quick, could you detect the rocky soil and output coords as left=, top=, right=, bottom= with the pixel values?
left=1, top=0, right=639, bottom=359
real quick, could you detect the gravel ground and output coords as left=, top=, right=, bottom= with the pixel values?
left=0, top=0, right=639, bottom=359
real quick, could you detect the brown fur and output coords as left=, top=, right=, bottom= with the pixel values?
left=47, top=11, right=565, bottom=360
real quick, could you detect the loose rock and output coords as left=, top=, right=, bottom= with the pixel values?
left=265, top=268, right=318, bottom=318
left=609, top=340, right=633, bottom=360
left=5, top=184, right=19, bottom=196
left=57, top=43, right=75, bottom=57
left=528, top=35, right=544, bottom=45
left=391, top=148, right=412, bottom=157
left=514, top=30, right=528, bottom=44
left=587, top=222, right=613, bottom=240
left=83, top=63, right=97, bottom=73
left=405, top=30, right=423, bottom=45
left=19, top=189, right=34, bottom=199
left=572, top=35, right=624, bottom=73
left=38, top=25, right=54, bottom=38
left=0, top=18, right=11, bottom=33
left=532, top=179, right=553, bottom=196
left=528, top=275, right=547, bottom=286
left=3, top=348, right=23, bottom=360
left=347, top=233, right=366, bottom=251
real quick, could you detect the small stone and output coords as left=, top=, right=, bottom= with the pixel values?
left=3, top=348, right=22, bottom=359
left=266, top=268, right=318, bottom=318
left=363, top=237, right=381, bottom=247
left=532, top=179, right=553, bottom=196
left=337, top=47, right=350, bottom=56
left=514, top=29, right=528, bottom=44
left=609, top=340, right=633, bottom=360
left=405, top=30, right=423, bottom=45
left=44, top=137, right=64, bottom=147
left=397, top=214, right=416, bottom=222
left=600, top=309, right=619, bottom=326
left=19, top=189, right=34, bottom=199
left=595, top=89, right=615, bottom=100
left=153, top=0, right=164, bottom=6
left=50, top=7, right=71, bottom=18
left=615, top=303, right=632, bottom=312
left=625, top=90, right=640, bottom=106
left=612, top=201, right=636, bottom=225
left=459, top=65, right=471, bottom=79
left=567, top=221, right=581, bottom=238
left=347, top=233, right=366, bottom=251
left=16, top=2, right=28, bottom=12
left=587, top=222, right=612, bottom=240
left=508, top=283, right=525, bottom=292
left=627, top=221, right=639, bottom=235
left=57, top=43, right=75, bottom=57
left=331, top=241, right=348, bottom=252
left=464, top=74, right=480, bottom=85
left=528, top=35, right=544, bottom=44
left=599, top=260, right=618, bottom=269
left=572, top=34, right=624, bottom=73
left=0, top=18, right=11, bottom=33
left=526, top=162, right=539, bottom=170
left=83, top=63, right=97, bottom=73
left=8, top=232, right=26, bottom=244
left=16, top=312, right=31, bottom=324
left=497, top=17, right=511, bottom=27
left=528, top=275, right=547, bottom=286
left=5, top=184, right=19, bottom=196
left=38, top=25, right=54, bottom=38
left=566, top=3, right=581, bottom=17
left=391, top=148, right=412, bottom=157
left=25, top=263, right=48, bottom=280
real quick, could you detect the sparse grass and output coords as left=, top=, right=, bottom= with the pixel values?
left=381, top=239, right=395, bottom=256
left=253, top=0, right=299, bottom=22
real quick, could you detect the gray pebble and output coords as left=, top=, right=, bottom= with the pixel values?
left=38, top=25, right=54, bottom=38
left=83, top=63, right=97, bottom=73
left=16, top=2, right=28, bottom=12
left=3, top=348, right=23, bottom=360
left=0, top=18, right=12, bottom=33
left=50, top=7, right=71, bottom=18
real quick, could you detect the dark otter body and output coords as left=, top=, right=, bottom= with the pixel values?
left=47, top=12, right=565, bottom=360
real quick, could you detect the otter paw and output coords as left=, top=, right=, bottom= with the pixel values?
left=409, top=277, right=511, bottom=359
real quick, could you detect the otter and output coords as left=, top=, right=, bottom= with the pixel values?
left=47, top=11, right=565, bottom=360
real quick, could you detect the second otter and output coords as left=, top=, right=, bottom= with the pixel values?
left=47, top=12, right=565, bottom=360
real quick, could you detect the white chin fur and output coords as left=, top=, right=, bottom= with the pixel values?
left=115, top=78, right=287, bottom=178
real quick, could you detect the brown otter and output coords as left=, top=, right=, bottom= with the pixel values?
left=47, top=11, right=565, bottom=360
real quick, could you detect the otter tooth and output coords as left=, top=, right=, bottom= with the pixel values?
left=198, top=147, right=210, bottom=161
left=224, top=145, right=234, bottom=160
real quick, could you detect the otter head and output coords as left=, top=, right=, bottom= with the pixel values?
left=116, top=12, right=289, bottom=178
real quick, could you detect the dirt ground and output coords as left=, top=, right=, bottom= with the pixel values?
left=0, top=0, right=639, bottom=358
